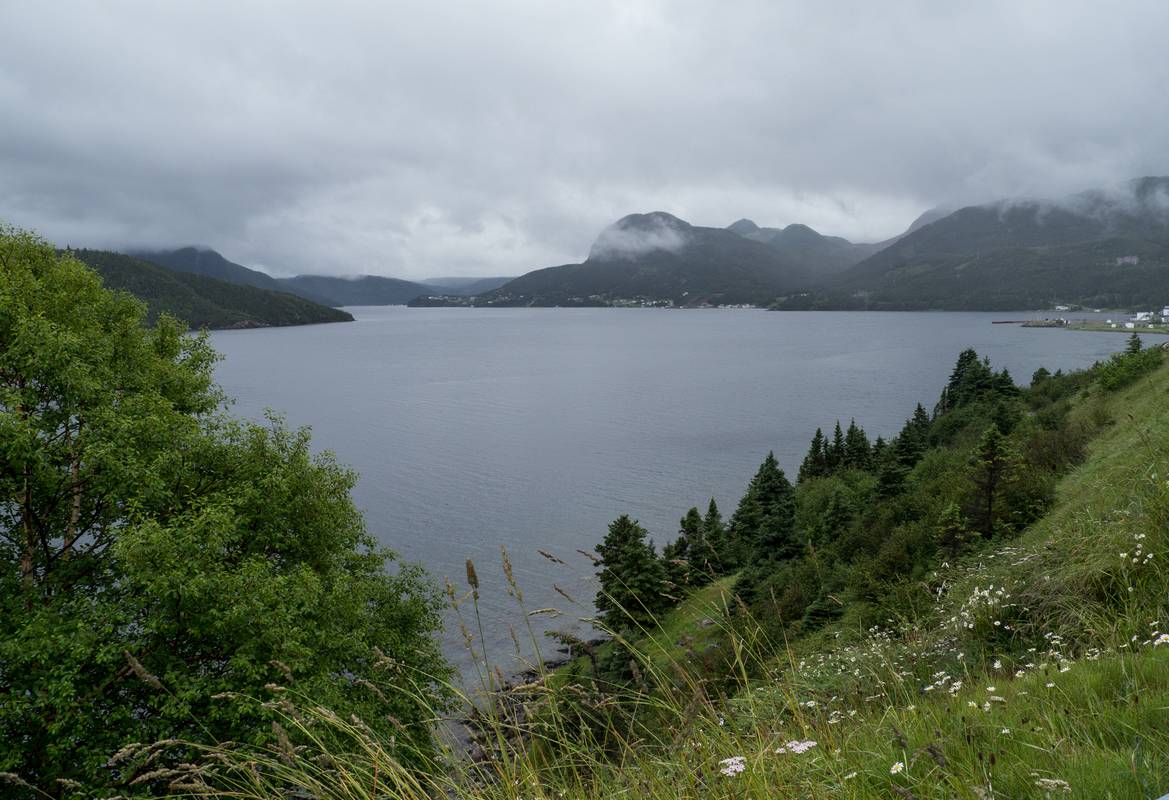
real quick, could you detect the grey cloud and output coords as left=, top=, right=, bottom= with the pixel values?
left=1, top=0, right=1167, bottom=278
left=588, top=214, right=690, bottom=260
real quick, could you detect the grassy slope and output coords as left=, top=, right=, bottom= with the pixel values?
left=72, top=249, right=354, bottom=329
left=494, top=361, right=1169, bottom=797
left=173, top=362, right=1169, bottom=799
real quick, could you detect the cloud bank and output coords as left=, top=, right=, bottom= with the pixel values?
left=588, top=214, right=691, bottom=260
left=1, top=1, right=1167, bottom=278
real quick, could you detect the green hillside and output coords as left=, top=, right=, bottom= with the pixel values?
left=73, top=249, right=353, bottom=328
left=135, top=247, right=439, bottom=306
left=778, top=177, right=1169, bottom=310
left=132, top=245, right=285, bottom=290
left=280, top=273, right=437, bottom=306
left=727, top=218, right=882, bottom=273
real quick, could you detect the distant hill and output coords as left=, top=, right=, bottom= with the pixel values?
left=132, top=246, right=284, bottom=291
left=458, top=212, right=814, bottom=307
left=73, top=249, right=353, bottom=329
left=421, top=276, right=514, bottom=295
left=724, top=219, right=880, bottom=273
left=775, top=177, right=1169, bottom=310
left=279, top=274, right=436, bottom=306
left=134, top=247, right=437, bottom=306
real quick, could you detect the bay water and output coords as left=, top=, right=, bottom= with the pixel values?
left=209, top=307, right=1125, bottom=679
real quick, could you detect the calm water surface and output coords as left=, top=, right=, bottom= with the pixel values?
left=209, top=308, right=1123, bottom=676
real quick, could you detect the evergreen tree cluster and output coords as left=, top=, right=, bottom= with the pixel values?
left=797, top=419, right=873, bottom=482
left=592, top=342, right=1121, bottom=646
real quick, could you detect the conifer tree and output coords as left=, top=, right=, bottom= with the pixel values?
left=966, top=425, right=1018, bottom=539
left=843, top=418, right=872, bottom=470
left=937, top=501, right=971, bottom=559
left=678, top=506, right=713, bottom=586
left=899, top=404, right=932, bottom=463
left=595, top=515, right=669, bottom=631
left=702, top=498, right=726, bottom=574
left=729, top=452, right=797, bottom=563
left=798, top=427, right=829, bottom=483
left=826, top=421, right=846, bottom=472
left=660, top=538, right=687, bottom=602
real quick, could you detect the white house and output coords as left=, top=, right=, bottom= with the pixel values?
left=1125, top=322, right=1136, bottom=329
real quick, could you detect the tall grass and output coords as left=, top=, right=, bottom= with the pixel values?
left=157, top=365, right=1169, bottom=799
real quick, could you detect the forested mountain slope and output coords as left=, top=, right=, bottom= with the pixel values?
left=72, top=248, right=353, bottom=328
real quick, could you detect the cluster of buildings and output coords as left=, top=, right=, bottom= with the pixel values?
left=1105, top=306, right=1169, bottom=329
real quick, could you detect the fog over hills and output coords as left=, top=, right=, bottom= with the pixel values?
left=791, top=176, right=1169, bottom=310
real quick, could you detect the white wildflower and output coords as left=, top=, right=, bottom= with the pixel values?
left=890, top=760, right=905, bottom=775
left=775, top=739, right=817, bottom=754
left=718, top=756, right=746, bottom=777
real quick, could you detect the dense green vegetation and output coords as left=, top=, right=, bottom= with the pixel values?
left=72, top=248, right=353, bottom=329
left=0, top=229, right=446, bottom=794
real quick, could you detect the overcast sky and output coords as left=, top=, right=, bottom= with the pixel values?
left=2, top=1, right=1168, bottom=279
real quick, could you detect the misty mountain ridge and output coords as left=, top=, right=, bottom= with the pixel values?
left=455, top=211, right=819, bottom=307
left=135, top=176, right=1169, bottom=312
left=786, top=176, right=1169, bottom=310
left=723, top=218, right=882, bottom=273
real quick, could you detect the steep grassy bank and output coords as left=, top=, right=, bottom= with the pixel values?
left=166, top=352, right=1169, bottom=798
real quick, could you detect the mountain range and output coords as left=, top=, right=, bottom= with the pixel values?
left=131, top=247, right=513, bottom=307
left=99, top=176, right=1169, bottom=316
left=409, top=176, right=1169, bottom=310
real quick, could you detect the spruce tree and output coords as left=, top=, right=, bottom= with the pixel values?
left=937, top=501, right=971, bottom=560
left=826, top=421, right=846, bottom=472
left=966, top=425, right=1018, bottom=539
left=660, top=539, right=687, bottom=602
left=679, top=506, right=713, bottom=586
left=729, top=452, right=797, bottom=563
left=843, top=418, right=872, bottom=470
left=595, top=515, right=669, bottom=632
left=702, top=498, right=727, bottom=575
left=798, top=427, right=829, bottom=483
left=898, top=404, right=932, bottom=464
